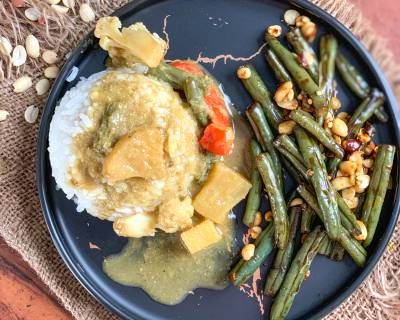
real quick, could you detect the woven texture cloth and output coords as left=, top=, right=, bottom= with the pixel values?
left=0, top=0, right=399, bottom=319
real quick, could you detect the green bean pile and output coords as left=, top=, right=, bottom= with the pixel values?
left=229, top=10, right=396, bottom=320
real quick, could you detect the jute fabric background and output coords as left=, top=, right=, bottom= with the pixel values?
left=0, top=0, right=399, bottom=319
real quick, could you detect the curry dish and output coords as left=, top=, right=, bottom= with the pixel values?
left=47, top=16, right=253, bottom=304
left=69, top=71, right=207, bottom=236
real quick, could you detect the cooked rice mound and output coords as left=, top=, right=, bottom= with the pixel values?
left=49, top=69, right=206, bottom=229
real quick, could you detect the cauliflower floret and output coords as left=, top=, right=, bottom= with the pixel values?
left=94, top=17, right=166, bottom=68
left=113, top=211, right=157, bottom=238
left=157, top=197, right=194, bottom=233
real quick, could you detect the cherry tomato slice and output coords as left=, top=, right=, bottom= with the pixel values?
left=199, top=123, right=234, bottom=156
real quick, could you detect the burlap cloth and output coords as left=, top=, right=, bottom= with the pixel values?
left=0, top=0, right=399, bottom=319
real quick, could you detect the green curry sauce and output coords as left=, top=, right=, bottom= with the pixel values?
left=103, top=224, right=233, bottom=305
left=102, top=95, right=251, bottom=306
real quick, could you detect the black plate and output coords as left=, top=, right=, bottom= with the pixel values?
left=36, top=0, right=400, bottom=319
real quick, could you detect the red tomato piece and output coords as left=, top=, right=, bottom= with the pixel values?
left=170, top=60, right=205, bottom=76
left=204, top=86, right=230, bottom=128
left=199, top=123, right=235, bottom=156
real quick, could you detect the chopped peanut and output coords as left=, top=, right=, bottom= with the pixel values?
left=333, top=135, right=341, bottom=145
left=354, top=220, right=367, bottom=241
left=250, top=226, right=262, bottom=239
left=295, top=15, right=311, bottom=27
left=253, top=211, right=262, bottom=226
left=354, top=183, right=366, bottom=193
left=332, top=176, right=353, bottom=190
left=357, top=129, right=371, bottom=143
left=355, top=174, right=370, bottom=189
left=344, top=196, right=358, bottom=209
left=341, top=187, right=356, bottom=201
left=362, top=158, right=374, bottom=169
left=241, top=244, right=255, bottom=261
left=264, top=210, right=273, bottom=222
left=364, top=142, right=376, bottom=155
left=274, top=81, right=298, bottom=110
left=349, top=151, right=363, bottom=166
left=331, top=97, right=341, bottom=110
left=278, top=120, right=297, bottom=134
left=339, top=161, right=357, bottom=176
left=332, top=118, right=348, bottom=137
left=301, top=22, right=317, bottom=42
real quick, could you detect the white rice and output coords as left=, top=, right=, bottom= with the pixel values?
left=49, top=71, right=107, bottom=218
left=49, top=66, right=199, bottom=222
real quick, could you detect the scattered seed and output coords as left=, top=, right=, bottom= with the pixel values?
left=283, top=9, right=300, bottom=25
left=11, top=45, right=27, bottom=66
left=0, top=110, right=9, bottom=121
left=44, top=66, right=60, bottom=78
left=51, top=4, right=69, bottom=14
left=0, top=158, right=7, bottom=175
left=25, top=8, right=41, bottom=21
left=35, top=78, right=50, bottom=95
left=25, top=34, right=40, bottom=58
left=42, top=50, right=58, bottom=64
left=46, top=0, right=61, bottom=4
left=13, top=76, right=32, bottom=93
left=0, top=63, right=4, bottom=82
left=24, top=105, right=39, bottom=123
left=79, top=3, right=95, bottom=23
left=62, top=0, right=75, bottom=9
left=0, top=37, right=13, bottom=56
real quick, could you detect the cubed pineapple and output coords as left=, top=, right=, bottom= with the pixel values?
left=181, top=219, right=222, bottom=254
left=193, top=163, right=252, bottom=224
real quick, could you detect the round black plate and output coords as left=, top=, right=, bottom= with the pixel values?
left=37, top=0, right=400, bottom=319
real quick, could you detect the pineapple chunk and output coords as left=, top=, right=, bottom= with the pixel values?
left=181, top=220, right=222, bottom=254
left=94, top=17, right=166, bottom=68
left=193, top=163, right=252, bottom=224
left=113, top=212, right=157, bottom=238
left=103, top=128, right=166, bottom=182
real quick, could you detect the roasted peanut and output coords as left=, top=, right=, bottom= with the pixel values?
left=241, top=244, right=255, bottom=261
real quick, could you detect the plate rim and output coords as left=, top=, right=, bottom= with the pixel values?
left=36, top=0, right=400, bottom=319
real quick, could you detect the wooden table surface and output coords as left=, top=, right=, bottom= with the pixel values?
left=1, top=1, right=398, bottom=319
